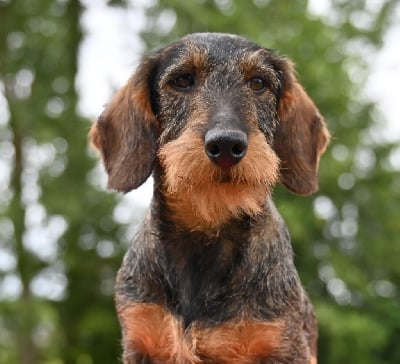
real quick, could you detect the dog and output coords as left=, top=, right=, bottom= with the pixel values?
left=90, top=33, right=330, bottom=364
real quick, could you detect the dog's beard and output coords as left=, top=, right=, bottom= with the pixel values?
left=158, top=130, right=280, bottom=231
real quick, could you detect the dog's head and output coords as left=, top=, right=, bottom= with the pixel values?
left=90, top=33, right=330, bottom=230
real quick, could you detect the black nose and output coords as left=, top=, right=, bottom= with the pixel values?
left=204, top=129, right=248, bottom=170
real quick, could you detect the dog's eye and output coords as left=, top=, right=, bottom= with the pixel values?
left=170, top=74, right=195, bottom=91
left=248, top=77, right=267, bottom=93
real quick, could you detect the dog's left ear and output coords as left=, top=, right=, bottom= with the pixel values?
left=273, top=62, right=330, bottom=195
left=89, top=57, right=159, bottom=193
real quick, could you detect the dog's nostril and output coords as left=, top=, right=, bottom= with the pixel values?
left=232, top=143, right=245, bottom=158
left=207, top=143, right=221, bottom=157
left=204, top=129, right=248, bottom=169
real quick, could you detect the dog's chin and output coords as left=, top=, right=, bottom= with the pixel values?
left=164, top=178, right=270, bottom=232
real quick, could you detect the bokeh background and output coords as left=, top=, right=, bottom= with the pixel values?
left=1, top=0, right=400, bottom=363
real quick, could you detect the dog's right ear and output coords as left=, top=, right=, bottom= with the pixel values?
left=89, top=57, right=159, bottom=193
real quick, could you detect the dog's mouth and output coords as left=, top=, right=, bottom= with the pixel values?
left=213, top=169, right=233, bottom=183
left=218, top=175, right=232, bottom=183
left=208, top=166, right=248, bottom=186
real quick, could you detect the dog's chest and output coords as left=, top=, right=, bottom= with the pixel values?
left=160, top=233, right=294, bottom=327
left=164, top=238, right=244, bottom=325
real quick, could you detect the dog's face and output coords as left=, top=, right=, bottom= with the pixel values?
left=90, top=33, right=330, bottom=230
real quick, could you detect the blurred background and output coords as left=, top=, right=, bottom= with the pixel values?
left=1, top=0, right=399, bottom=363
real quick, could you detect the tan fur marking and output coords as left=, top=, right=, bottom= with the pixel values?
left=119, top=303, right=284, bottom=363
left=193, top=320, right=284, bottom=363
left=158, top=128, right=280, bottom=231
left=119, top=304, right=199, bottom=364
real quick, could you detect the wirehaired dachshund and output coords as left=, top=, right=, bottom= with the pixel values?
left=90, top=33, right=330, bottom=364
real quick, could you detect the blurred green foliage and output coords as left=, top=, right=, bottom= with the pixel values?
left=0, top=1, right=123, bottom=363
left=0, top=0, right=399, bottom=363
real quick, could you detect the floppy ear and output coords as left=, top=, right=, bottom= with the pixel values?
left=89, top=58, right=159, bottom=193
left=274, top=63, right=330, bottom=195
